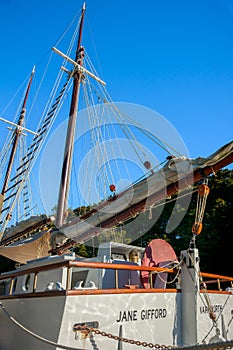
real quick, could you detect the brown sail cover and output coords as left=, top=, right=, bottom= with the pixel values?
left=0, top=230, right=51, bottom=264
left=58, top=141, right=233, bottom=244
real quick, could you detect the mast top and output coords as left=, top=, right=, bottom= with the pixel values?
left=82, top=2, right=86, bottom=11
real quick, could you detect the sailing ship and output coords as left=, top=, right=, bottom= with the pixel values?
left=0, top=3, right=233, bottom=350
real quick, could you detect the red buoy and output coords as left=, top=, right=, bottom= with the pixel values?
left=109, top=184, right=116, bottom=192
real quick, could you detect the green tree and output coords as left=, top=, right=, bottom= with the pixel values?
left=132, top=169, right=233, bottom=276
left=0, top=170, right=232, bottom=277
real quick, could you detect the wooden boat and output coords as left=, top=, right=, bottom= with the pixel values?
left=0, top=3, right=232, bottom=350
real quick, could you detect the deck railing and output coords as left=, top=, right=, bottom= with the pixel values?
left=0, top=259, right=174, bottom=297
left=0, top=259, right=232, bottom=297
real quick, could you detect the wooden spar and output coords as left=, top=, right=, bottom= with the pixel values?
left=56, top=3, right=86, bottom=227
left=1, top=66, right=35, bottom=198
left=53, top=149, right=233, bottom=255
left=0, top=118, right=37, bottom=135
left=52, top=47, right=106, bottom=86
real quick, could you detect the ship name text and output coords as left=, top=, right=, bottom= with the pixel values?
left=116, top=308, right=167, bottom=322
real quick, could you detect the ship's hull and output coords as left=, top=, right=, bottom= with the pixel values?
left=0, top=290, right=232, bottom=349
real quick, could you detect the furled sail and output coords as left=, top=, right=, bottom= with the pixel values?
left=57, top=141, right=233, bottom=246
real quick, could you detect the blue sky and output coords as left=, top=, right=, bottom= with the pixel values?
left=0, top=0, right=233, bottom=214
left=0, top=0, right=232, bottom=156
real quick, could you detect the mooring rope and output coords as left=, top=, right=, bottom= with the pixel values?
left=0, top=302, right=84, bottom=350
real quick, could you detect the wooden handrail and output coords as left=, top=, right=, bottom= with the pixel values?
left=68, top=260, right=174, bottom=273
left=0, top=260, right=174, bottom=281
left=201, top=272, right=233, bottom=282
left=1, top=259, right=232, bottom=299
left=0, top=260, right=71, bottom=280
left=204, top=279, right=233, bottom=284
left=0, top=259, right=176, bottom=297
left=1, top=259, right=232, bottom=284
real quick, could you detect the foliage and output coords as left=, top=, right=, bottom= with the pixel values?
left=72, top=169, right=233, bottom=277
left=0, top=170, right=232, bottom=276
left=132, top=169, right=233, bottom=276
left=73, top=206, right=91, bottom=217
left=73, top=243, right=93, bottom=258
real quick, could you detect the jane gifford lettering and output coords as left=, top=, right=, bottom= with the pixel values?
left=116, top=310, right=138, bottom=322
left=116, top=308, right=167, bottom=322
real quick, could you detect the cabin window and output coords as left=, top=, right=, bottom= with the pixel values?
left=23, top=274, right=31, bottom=291
left=72, top=270, right=89, bottom=289
left=0, top=280, right=8, bottom=295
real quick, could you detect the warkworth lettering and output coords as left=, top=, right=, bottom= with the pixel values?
left=116, top=308, right=167, bottom=322
left=200, top=305, right=223, bottom=314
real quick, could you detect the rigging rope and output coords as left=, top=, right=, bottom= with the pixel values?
left=186, top=249, right=233, bottom=345
left=85, top=52, right=183, bottom=158
left=1, top=11, right=83, bottom=223
left=0, top=76, right=72, bottom=232
left=0, top=13, right=85, bottom=230
left=192, top=179, right=210, bottom=236
left=78, top=52, right=187, bottom=207
left=82, top=80, right=110, bottom=200
left=80, top=65, right=162, bottom=201
left=84, top=53, right=158, bottom=164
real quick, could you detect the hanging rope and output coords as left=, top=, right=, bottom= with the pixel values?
left=186, top=249, right=233, bottom=346
left=0, top=302, right=84, bottom=350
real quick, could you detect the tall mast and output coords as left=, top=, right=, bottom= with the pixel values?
left=56, top=3, right=86, bottom=227
left=0, top=66, right=35, bottom=201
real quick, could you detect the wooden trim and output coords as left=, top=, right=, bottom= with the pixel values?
left=66, top=267, right=71, bottom=290
left=66, top=288, right=179, bottom=296
left=201, top=272, right=233, bottom=282
left=1, top=258, right=232, bottom=301
left=200, top=290, right=233, bottom=295
left=0, top=288, right=179, bottom=300
left=9, top=278, right=14, bottom=295
left=204, top=279, right=232, bottom=284
left=68, top=260, right=174, bottom=273
left=115, top=270, right=118, bottom=289
left=33, top=272, right=38, bottom=292
left=0, top=290, right=66, bottom=300
left=1, top=287, right=232, bottom=300
left=0, top=260, right=174, bottom=281
left=0, top=261, right=70, bottom=280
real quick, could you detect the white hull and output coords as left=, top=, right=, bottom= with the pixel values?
left=0, top=286, right=232, bottom=349
left=0, top=243, right=232, bottom=349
